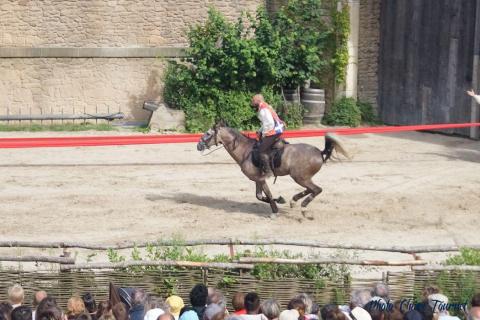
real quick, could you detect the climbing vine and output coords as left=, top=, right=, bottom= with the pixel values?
left=330, top=0, right=350, bottom=84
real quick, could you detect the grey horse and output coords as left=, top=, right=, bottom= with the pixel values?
left=197, top=121, right=350, bottom=217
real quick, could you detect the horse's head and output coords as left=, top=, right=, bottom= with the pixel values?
left=197, top=120, right=226, bottom=151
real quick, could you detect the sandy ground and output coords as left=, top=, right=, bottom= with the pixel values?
left=0, top=130, right=479, bottom=254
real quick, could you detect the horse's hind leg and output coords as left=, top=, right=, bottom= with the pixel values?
left=299, top=180, right=322, bottom=217
left=255, top=182, right=270, bottom=203
left=290, top=190, right=311, bottom=208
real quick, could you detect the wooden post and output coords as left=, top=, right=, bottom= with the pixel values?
left=470, top=0, right=480, bottom=139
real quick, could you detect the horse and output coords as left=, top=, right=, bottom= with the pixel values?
left=196, top=121, right=350, bottom=217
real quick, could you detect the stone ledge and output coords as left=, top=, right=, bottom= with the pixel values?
left=0, top=47, right=187, bottom=58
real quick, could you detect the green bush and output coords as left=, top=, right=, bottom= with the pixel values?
left=445, top=248, right=480, bottom=266
left=323, top=97, right=361, bottom=127
left=357, top=100, right=379, bottom=124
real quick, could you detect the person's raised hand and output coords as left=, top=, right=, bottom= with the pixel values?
left=467, top=89, right=476, bottom=97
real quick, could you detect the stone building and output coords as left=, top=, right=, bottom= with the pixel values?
left=0, top=0, right=380, bottom=124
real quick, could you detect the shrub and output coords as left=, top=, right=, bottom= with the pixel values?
left=323, top=97, right=361, bottom=127
left=357, top=100, right=378, bottom=124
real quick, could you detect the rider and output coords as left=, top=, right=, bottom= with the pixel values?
left=251, top=94, right=285, bottom=175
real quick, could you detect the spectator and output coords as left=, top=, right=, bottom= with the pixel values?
left=0, top=302, right=13, bottom=320
left=350, top=307, right=372, bottom=320
left=372, top=284, right=389, bottom=300
left=207, top=290, right=226, bottom=314
left=403, top=310, right=422, bottom=320
left=130, top=289, right=148, bottom=320
left=363, top=301, right=385, bottom=320
left=166, top=296, right=184, bottom=320
left=469, top=307, right=480, bottom=320
left=112, top=303, right=128, bottom=320
left=82, top=294, right=97, bottom=320
left=472, top=294, right=480, bottom=308
left=160, top=314, right=176, bottom=320
left=95, top=301, right=113, bottom=320
left=295, top=294, right=313, bottom=317
left=309, top=304, right=319, bottom=320
left=203, top=304, right=223, bottom=320
left=36, top=297, right=58, bottom=320
left=350, top=290, right=372, bottom=309
left=33, top=291, right=48, bottom=320
left=260, top=299, right=280, bottom=320
left=428, top=294, right=460, bottom=320
left=67, top=297, right=86, bottom=320
left=179, top=284, right=209, bottom=320
left=239, top=293, right=267, bottom=320
left=8, top=285, right=24, bottom=309
left=36, top=305, right=63, bottom=320
left=422, top=286, right=440, bottom=303
left=232, top=293, right=246, bottom=315
left=11, top=306, right=31, bottom=320
left=279, top=310, right=299, bottom=320
left=287, top=298, right=306, bottom=320
left=321, top=304, right=346, bottom=320
left=144, top=308, right=164, bottom=320
left=76, top=314, right=92, bottom=320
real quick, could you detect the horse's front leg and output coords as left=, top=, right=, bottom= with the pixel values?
left=255, top=182, right=270, bottom=203
left=260, top=181, right=279, bottom=215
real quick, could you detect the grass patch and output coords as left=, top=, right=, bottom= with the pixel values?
left=0, top=123, right=116, bottom=132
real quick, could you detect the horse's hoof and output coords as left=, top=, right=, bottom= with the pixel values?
left=276, top=196, right=286, bottom=204
left=269, top=213, right=278, bottom=219
left=290, top=200, right=297, bottom=208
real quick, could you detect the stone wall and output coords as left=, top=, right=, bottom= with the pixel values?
left=0, top=0, right=265, bottom=123
left=357, top=0, right=381, bottom=111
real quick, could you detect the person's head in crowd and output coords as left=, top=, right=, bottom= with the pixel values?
left=261, top=299, right=280, bottom=320
left=202, top=304, right=222, bottom=320
left=472, top=294, right=480, bottom=308
left=310, top=303, right=320, bottom=320
left=350, top=307, right=372, bottom=320
left=244, top=293, right=261, bottom=315
left=363, top=301, right=385, bottom=320
left=95, top=301, right=112, bottom=320
left=287, top=298, right=306, bottom=319
left=145, top=297, right=167, bottom=313
left=0, top=302, right=13, bottom=320
left=8, top=285, right=24, bottom=308
left=98, top=315, right=115, bottom=320
left=67, top=297, right=86, bottom=318
left=428, top=294, right=449, bottom=315
left=321, top=304, right=346, bottom=320
left=207, top=290, right=226, bottom=312
left=469, top=307, right=480, bottom=320
left=190, top=284, right=208, bottom=308
left=75, top=313, right=92, bottom=320
left=159, top=314, right=176, bottom=320
left=144, top=308, right=164, bottom=320
left=112, top=303, right=128, bottom=320
left=418, top=304, right=434, bottom=320
left=295, top=294, right=313, bottom=315
left=388, top=301, right=403, bottom=320
left=82, top=294, right=97, bottom=315
left=34, top=291, right=48, bottom=309
left=350, top=289, right=372, bottom=309
left=372, top=284, right=389, bottom=299
left=133, top=290, right=148, bottom=307
left=37, top=305, right=63, bottom=320
left=403, top=311, right=422, bottom=320
left=166, top=296, right=184, bottom=320
left=422, top=286, right=440, bottom=302
left=11, top=306, right=32, bottom=320
left=279, top=309, right=300, bottom=320
left=232, top=293, right=245, bottom=314
left=36, top=297, right=58, bottom=320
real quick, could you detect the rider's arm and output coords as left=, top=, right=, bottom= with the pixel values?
left=259, top=108, right=275, bottom=135
left=474, top=95, right=480, bottom=105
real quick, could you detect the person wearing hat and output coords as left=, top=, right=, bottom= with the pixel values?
left=166, top=296, right=185, bottom=320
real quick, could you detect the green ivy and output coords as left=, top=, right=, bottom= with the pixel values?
left=323, top=97, right=361, bottom=127
left=331, top=1, right=350, bottom=84
left=445, top=248, right=480, bottom=266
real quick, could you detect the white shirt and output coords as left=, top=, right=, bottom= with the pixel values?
left=258, top=108, right=275, bottom=135
left=473, top=95, right=480, bottom=105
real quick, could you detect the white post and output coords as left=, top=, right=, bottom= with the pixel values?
left=345, top=0, right=359, bottom=99
left=470, top=0, right=480, bottom=139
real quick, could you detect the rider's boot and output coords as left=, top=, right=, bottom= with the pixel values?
left=260, top=153, right=273, bottom=176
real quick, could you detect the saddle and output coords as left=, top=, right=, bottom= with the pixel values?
left=252, top=138, right=289, bottom=171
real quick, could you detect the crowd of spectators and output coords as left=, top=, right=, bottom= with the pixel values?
left=0, top=283, right=478, bottom=320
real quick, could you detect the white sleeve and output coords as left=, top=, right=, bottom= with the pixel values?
left=259, top=109, right=275, bottom=135
left=474, top=95, right=480, bottom=105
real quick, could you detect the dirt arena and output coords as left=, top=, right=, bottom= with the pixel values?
left=0, top=130, right=479, bottom=250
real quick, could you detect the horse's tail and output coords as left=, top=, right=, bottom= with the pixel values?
left=322, top=133, right=351, bottom=162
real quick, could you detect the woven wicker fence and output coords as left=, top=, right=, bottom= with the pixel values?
left=0, top=269, right=477, bottom=310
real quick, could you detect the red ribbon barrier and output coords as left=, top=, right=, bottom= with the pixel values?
left=0, top=122, right=479, bottom=149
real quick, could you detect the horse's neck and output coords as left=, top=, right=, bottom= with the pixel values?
left=221, top=130, right=254, bottom=164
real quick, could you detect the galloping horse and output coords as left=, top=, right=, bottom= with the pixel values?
left=197, top=121, right=350, bottom=217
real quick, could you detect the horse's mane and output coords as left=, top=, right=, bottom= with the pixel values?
left=224, top=126, right=256, bottom=142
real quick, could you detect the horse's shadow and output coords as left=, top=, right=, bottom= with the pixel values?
left=145, top=192, right=278, bottom=217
